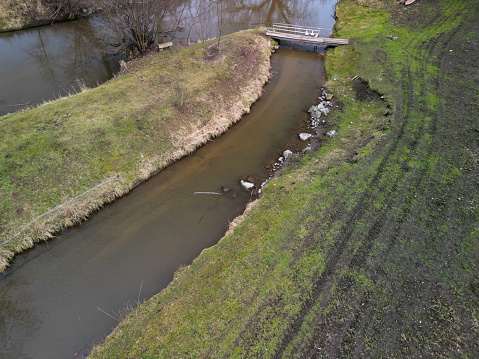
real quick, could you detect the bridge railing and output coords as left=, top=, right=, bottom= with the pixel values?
left=268, top=23, right=331, bottom=37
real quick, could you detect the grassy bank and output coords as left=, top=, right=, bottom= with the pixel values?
left=0, top=0, right=91, bottom=32
left=89, top=0, right=479, bottom=357
left=0, top=0, right=39, bottom=31
left=0, top=30, right=273, bottom=271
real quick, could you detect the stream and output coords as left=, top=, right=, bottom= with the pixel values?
left=0, top=1, right=337, bottom=358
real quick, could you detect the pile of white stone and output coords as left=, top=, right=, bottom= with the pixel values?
left=308, top=91, right=334, bottom=128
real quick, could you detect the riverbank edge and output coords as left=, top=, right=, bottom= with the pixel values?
left=88, top=0, right=479, bottom=357
left=0, top=0, right=96, bottom=32
left=0, top=13, right=89, bottom=33
left=0, top=30, right=274, bottom=271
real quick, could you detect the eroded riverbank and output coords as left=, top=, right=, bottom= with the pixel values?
left=0, top=0, right=94, bottom=32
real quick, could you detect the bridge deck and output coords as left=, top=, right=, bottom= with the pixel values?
left=266, top=23, right=348, bottom=47
left=266, top=31, right=349, bottom=46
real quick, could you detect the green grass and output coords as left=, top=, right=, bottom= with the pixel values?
left=0, top=30, right=273, bottom=271
left=89, top=0, right=479, bottom=357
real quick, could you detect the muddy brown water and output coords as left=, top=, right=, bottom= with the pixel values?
left=0, top=1, right=337, bottom=358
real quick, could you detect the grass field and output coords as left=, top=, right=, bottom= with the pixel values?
left=0, top=30, right=273, bottom=271
left=89, top=0, right=479, bottom=357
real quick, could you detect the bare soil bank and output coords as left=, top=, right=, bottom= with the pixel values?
left=0, top=30, right=273, bottom=271
left=89, top=0, right=479, bottom=358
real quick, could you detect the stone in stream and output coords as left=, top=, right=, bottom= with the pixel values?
left=299, top=133, right=312, bottom=141
left=221, top=187, right=231, bottom=193
left=283, top=150, right=293, bottom=159
left=240, top=180, right=255, bottom=190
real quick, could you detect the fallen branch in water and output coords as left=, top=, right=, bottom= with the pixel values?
left=0, top=102, right=31, bottom=108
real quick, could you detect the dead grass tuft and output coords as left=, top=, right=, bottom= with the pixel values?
left=0, top=0, right=47, bottom=30
left=224, top=200, right=259, bottom=236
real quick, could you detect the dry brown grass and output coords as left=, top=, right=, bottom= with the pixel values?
left=224, top=200, right=259, bottom=236
left=0, top=0, right=93, bottom=31
left=0, top=0, right=47, bottom=30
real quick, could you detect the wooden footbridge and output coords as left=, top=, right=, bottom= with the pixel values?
left=266, top=23, right=349, bottom=47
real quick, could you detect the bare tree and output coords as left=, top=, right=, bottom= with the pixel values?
left=188, top=0, right=214, bottom=54
left=212, top=0, right=226, bottom=50
left=187, top=0, right=229, bottom=54
left=98, top=0, right=177, bottom=56
left=45, top=0, right=93, bottom=20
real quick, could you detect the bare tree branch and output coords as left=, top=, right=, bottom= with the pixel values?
left=98, top=0, right=180, bottom=57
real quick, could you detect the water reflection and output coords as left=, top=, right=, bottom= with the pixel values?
left=0, top=17, right=120, bottom=116
left=233, top=0, right=304, bottom=25
left=28, top=29, right=61, bottom=92
left=0, top=0, right=336, bottom=116
left=167, top=0, right=335, bottom=45
left=0, top=279, right=40, bottom=358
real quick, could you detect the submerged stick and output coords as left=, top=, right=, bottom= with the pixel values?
left=137, top=278, right=144, bottom=304
left=197, top=195, right=222, bottom=224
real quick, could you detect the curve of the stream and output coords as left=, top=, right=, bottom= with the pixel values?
left=1, top=47, right=325, bottom=359
left=0, top=1, right=339, bottom=358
